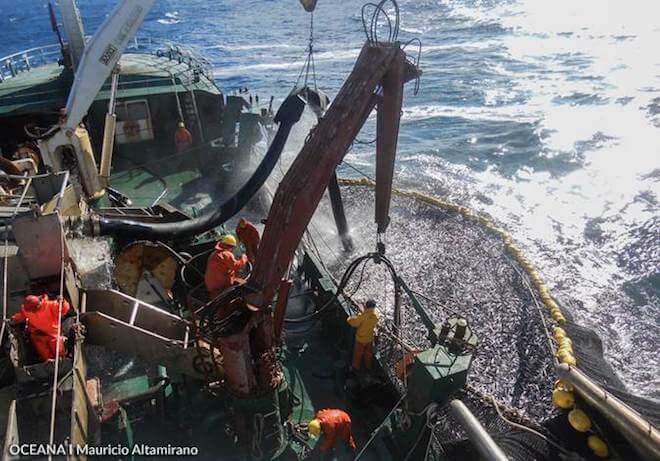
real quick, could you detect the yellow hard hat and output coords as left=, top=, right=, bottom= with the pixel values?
left=568, top=409, right=592, bottom=432
left=552, top=388, right=574, bottom=409
left=587, top=435, right=609, bottom=458
left=221, top=234, right=237, bottom=247
left=308, top=418, right=321, bottom=438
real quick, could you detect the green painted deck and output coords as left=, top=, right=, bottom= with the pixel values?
left=90, top=289, right=397, bottom=460
left=0, top=53, right=219, bottom=116
left=281, top=318, right=395, bottom=460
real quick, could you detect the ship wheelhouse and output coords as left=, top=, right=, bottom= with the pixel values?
left=0, top=38, right=272, bottom=209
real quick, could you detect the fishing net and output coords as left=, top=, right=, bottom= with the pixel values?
left=309, top=184, right=659, bottom=460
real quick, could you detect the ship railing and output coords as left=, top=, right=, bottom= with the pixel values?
left=0, top=36, right=214, bottom=84
left=127, top=36, right=215, bottom=82
left=0, top=44, right=62, bottom=82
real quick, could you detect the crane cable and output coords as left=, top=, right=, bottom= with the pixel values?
left=47, top=219, right=67, bottom=460
left=294, top=12, right=318, bottom=91
left=0, top=175, right=32, bottom=346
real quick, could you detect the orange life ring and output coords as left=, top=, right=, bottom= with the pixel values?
left=123, top=121, right=141, bottom=138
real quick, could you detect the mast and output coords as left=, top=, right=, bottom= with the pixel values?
left=58, top=0, right=86, bottom=69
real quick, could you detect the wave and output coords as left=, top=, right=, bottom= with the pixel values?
left=423, top=41, right=498, bottom=53
left=212, top=48, right=361, bottom=78
left=205, top=43, right=297, bottom=52
left=158, top=11, right=180, bottom=25
left=402, top=104, right=538, bottom=123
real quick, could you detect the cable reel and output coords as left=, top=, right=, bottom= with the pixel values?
left=113, top=241, right=179, bottom=297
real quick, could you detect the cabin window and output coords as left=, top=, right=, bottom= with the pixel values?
left=115, top=99, right=154, bottom=144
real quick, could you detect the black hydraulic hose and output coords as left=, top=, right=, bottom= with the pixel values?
left=97, top=94, right=306, bottom=240
left=284, top=253, right=381, bottom=323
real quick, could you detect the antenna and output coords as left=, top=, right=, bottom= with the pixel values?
left=48, top=2, right=65, bottom=50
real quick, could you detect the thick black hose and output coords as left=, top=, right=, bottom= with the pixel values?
left=97, top=94, right=306, bottom=240
left=284, top=253, right=383, bottom=323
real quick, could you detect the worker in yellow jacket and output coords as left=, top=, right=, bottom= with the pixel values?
left=347, top=299, right=379, bottom=372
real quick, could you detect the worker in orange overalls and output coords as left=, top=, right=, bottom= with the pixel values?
left=11, top=294, right=70, bottom=362
left=204, top=234, right=248, bottom=297
left=347, top=299, right=379, bottom=372
left=308, top=409, right=356, bottom=455
left=174, top=121, right=193, bottom=152
left=236, top=218, right=260, bottom=262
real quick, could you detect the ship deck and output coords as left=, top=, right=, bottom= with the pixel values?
left=86, top=287, right=397, bottom=460
left=279, top=291, right=396, bottom=460
left=0, top=53, right=218, bottom=117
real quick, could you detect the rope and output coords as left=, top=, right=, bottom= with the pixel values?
left=335, top=175, right=613, bottom=455
left=403, top=405, right=436, bottom=461
left=490, top=395, right=572, bottom=456
left=354, top=393, right=407, bottom=460
left=506, top=256, right=556, bottom=360
left=0, top=175, right=32, bottom=346
left=294, top=12, right=318, bottom=91
left=252, top=412, right=265, bottom=459
left=47, top=218, right=66, bottom=460
left=170, top=76, right=185, bottom=122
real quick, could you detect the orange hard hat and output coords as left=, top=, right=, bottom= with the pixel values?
left=23, top=295, right=41, bottom=310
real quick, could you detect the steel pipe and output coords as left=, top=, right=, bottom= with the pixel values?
left=99, top=72, right=120, bottom=184
left=449, top=399, right=509, bottom=461
left=328, top=172, right=353, bottom=252
left=557, top=363, right=660, bottom=461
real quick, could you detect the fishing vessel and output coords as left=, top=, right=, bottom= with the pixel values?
left=0, top=1, right=658, bottom=460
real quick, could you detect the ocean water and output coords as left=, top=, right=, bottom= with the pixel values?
left=1, top=0, right=658, bottom=399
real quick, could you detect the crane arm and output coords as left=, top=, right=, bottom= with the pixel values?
left=247, top=43, right=417, bottom=310
left=64, top=0, right=155, bottom=130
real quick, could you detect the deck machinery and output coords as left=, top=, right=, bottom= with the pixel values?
left=0, top=30, right=486, bottom=459
left=2, top=1, right=659, bottom=461
left=0, top=0, right=490, bottom=457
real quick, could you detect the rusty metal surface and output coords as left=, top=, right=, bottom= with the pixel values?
left=81, top=311, right=212, bottom=381
left=12, top=213, right=65, bottom=280
left=248, top=44, right=401, bottom=309
left=113, top=241, right=178, bottom=297
left=273, top=280, right=292, bottom=342
left=69, top=333, right=89, bottom=461
left=375, top=48, right=406, bottom=234
left=84, top=289, right=187, bottom=339
left=82, top=289, right=217, bottom=380
left=217, top=317, right=258, bottom=396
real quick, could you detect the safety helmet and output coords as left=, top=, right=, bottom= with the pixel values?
left=23, top=295, right=41, bottom=311
left=308, top=419, right=321, bottom=438
left=220, top=234, right=237, bottom=247
left=178, top=121, right=185, bottom=128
